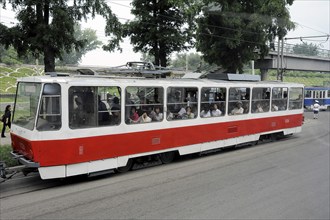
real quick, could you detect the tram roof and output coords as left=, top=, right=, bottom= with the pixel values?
left=304, top=86, right=330, bottom=90
left=17, top=74, right=304, bottom=87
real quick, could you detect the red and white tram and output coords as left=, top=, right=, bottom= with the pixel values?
left=10, top=73, right=304, bottom=179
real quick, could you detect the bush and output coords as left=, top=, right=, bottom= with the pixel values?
left=0, top=145, right=19, bottom=167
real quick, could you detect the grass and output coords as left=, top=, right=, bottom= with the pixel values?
left=0, top=145, right=19, bottom=167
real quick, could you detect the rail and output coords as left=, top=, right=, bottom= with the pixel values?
left=269, top=42, right=330, bottom=59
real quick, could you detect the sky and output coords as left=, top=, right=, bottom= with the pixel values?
left=0, top=0, right=329, bottom=67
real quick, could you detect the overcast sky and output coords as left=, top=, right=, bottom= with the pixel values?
left=1, top=0, right=329, bottom=67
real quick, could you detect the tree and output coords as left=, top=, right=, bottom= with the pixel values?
left=0, top=45, right=21, bottom=65
left=196, top=0, right=295, bottom=73
left=123, top=0, right=197, bottom=67
left=0, top=0, right=122, bottom=72
left=292, top=42, right=319, bottom=56
left=57, top=24, right=102, bottom=65
left=170, top=52, right=217, bottom=72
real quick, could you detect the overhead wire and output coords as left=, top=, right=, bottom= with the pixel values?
left=0, top=1, right=329, bottom=49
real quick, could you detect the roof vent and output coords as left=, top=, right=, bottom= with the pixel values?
left=45, top=72, right=70, bottom=77
left=77, top=69, right=96, bottom=75
left=206, top=73, right=260, bottom=81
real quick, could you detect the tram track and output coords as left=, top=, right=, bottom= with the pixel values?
left=0, top=135, right=304, bottom=199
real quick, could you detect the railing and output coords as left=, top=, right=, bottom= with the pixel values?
left=269, top=42, right=330, bottom=59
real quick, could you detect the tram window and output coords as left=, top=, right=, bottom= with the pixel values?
left=13, top=82, right=42, bottom=130
left=200, top=87, right=226, bottom=117
left=125, top=86, right=164, bottom=124
left=37, top=83, right=61, bottom=131
left=321, top=91, right=325, bottom=99
left=98, top=87, right=121, bottom=126
left=228, top=87, right=250, bottom=115
left=69, top=86, right=97, bottom=128
left=305, top=90, right=311, bottom=98
left=289, top=87, right=303, bottom=110
left=167, top=87, right=198, bottom=120
left=252, top=87, right=270, bottom=113
left=316, top=91, right=319, bottom=98
left=271, top=87, right=288, bottom=111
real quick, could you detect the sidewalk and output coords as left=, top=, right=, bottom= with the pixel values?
left=0, top=132, right=11, bottom=146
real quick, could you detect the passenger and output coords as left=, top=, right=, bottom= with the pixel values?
left=166, top=111, right=174, bottom=120
left=200, top=105, right=211, bottom=118
left=271, top=103, right=279, bottom=111
left=231, top=101, right=244, bottom=115
left=139, top=112, right=152, bottom=123
left=149, top=106, right=163, bottom=121
left=177, top=106, right=186, bottom=118
left=112, top=97, right=120, bottom=110
left=129, top=106, right=140, bottom=123
left=110, top=106, right=120, bottom=125
left=255, top=103, right=264, bottom=113
left=183, top=106, right=195, bottom=119
left=73, top=96, right=87, bottom=125
left=98, top=95, right=110, bottom=125
left=211, top=103, right=222, bottom=116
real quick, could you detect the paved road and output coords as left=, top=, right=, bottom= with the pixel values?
left=0, top=112, right=329, bottom=219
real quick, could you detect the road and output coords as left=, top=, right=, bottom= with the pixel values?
left=0, top=112, right=329, bottom=219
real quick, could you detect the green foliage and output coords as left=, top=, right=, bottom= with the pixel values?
left=1, top=0, right=122, bottom=72
left=0, top=46, right=22, bottom=65
left=0, top=145, right=19, bottom=167
left=196, top=0, right=295, bottom=73
left=293, top=42, right=319, bottom=56
left=123, top=0, right=197, bottom=67
left=170, top=52, right=217, bottom=72
left=57, top=24, right=102, bottom=65
left=264, top=70, right=330, bottom=86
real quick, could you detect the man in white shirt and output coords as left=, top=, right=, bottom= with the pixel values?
left=231, top=101, right=244, bottom=115
left=313, top=100, right=320, bottom=119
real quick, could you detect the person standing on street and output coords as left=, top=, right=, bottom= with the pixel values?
left=1, top=105, right=11, bottom=138
left=313, top=100, right=320, bottom=119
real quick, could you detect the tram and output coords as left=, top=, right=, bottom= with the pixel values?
left=9, top=72, right=304, bottom=179
left=304, top=87, right=330, bottom=111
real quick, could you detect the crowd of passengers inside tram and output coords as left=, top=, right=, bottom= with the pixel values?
left=76, top=90, right=293, bottom=127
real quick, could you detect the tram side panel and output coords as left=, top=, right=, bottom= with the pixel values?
left=11, top=112, right=303, bottom=169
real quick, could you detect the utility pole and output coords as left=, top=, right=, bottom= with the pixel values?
left=276, top=37, right=281, bottom=80
left=280, top=38, right=284, bottom=81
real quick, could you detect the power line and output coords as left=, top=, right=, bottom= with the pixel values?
left=285, top=35, right=330, bottom=40
left=1, top=3, right=329, bottom=49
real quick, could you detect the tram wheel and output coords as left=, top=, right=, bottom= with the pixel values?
left=159, top=151, right=176, bottom=164
left=115, top=159, right=134, bottom=173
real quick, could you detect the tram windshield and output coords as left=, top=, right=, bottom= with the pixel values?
left=13, top=82, right=42, bottom=130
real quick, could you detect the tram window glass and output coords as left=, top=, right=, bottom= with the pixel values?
left=315, top=91, right=319, bottom=98
left=200, top=87, right=226, bottom=117
left=228, top=87, right=250, bottom=115
left=271, top=87, right=288, bottom=111
left=69, top=86, right=97, bottom=128
left=305, top=90, right=311, bottom=98
left=125, top=86, right=164, bottom=124
left=37, top=83, right=61, bottom=130
left=167, top=87, right=198, bottom=120
left=252, top=87, right=270, bottom=113
left=328, top=90, right=330, bottom=98
left=13, top=82, right=42, bottom=130
left=98, top=86, right=121, bottom=126
left=289, top=87, right=303, bottom=110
